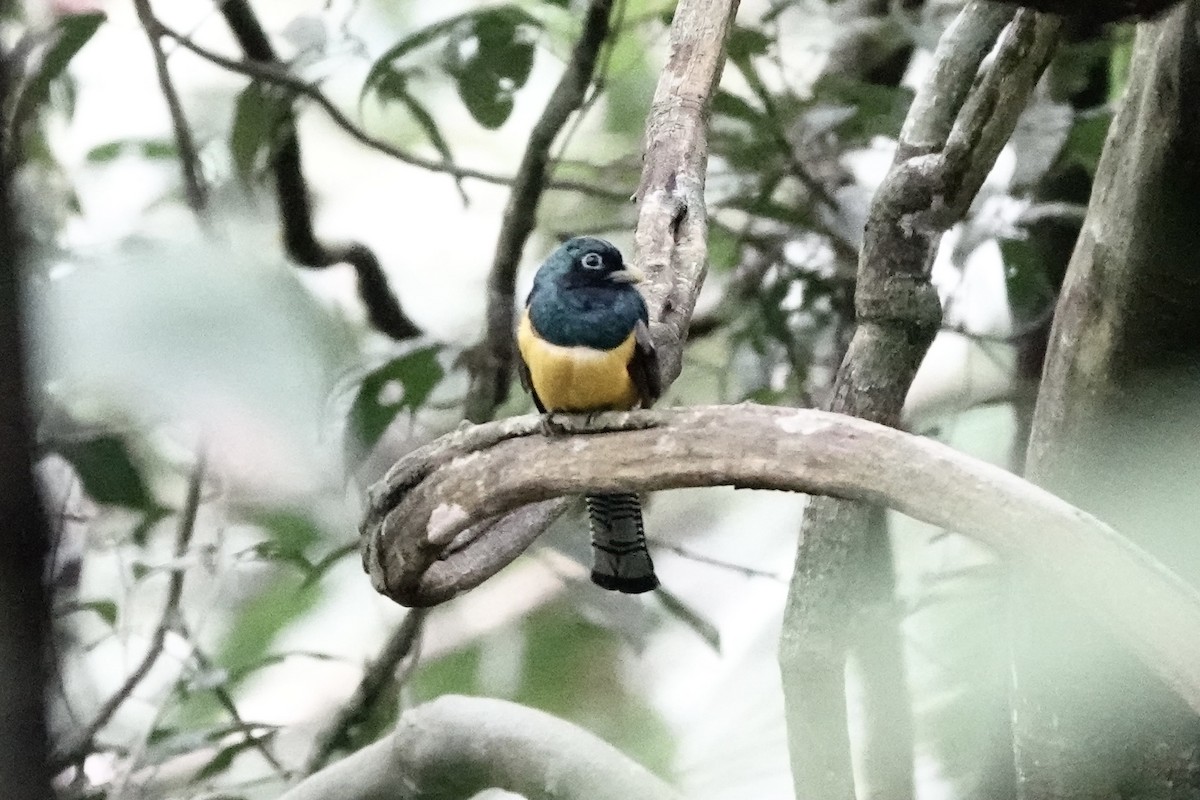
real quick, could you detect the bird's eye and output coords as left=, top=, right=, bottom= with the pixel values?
left=580, top=252, right=604, bottom=270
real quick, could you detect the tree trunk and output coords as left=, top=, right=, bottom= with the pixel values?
left=1016, top=3, right=1200, bottom=798
left=0, top=44, right=55, bottom=800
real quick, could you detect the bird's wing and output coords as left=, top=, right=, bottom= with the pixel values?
left=628, top=319, right=661, bottom=408
left=516, top=354, right=547, bottom=413
left=515, top=307, right=548, bottom=413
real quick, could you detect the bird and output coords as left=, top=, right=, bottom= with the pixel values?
left=516, top=236, right=662, bottom=593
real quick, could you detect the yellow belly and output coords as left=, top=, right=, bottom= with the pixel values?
left=517, top=312, right=639, bottom=412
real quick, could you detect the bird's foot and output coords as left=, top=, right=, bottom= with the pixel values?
left=540, top=412, right=573, bottom=437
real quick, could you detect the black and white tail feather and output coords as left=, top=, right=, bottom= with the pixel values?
left=585, top=492, right=658, bottom=593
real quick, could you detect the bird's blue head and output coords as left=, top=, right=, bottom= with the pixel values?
left=526, top=237, right=648, bottom=349
left=532, top=236, right=643, bottom=291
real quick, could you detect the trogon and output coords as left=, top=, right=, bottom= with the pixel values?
left=516, top=236, right=662, bottom=593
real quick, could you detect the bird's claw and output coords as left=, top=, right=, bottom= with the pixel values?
left=540, top=412, right=572, bottom=436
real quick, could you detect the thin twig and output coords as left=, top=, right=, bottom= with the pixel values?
left=151, top=17, right=628, bottom=203
left=51, top=455, right=205, bottom=772
left=133, top=0, right=208, bottom=217
left=301, top=610, right=424, bottom=776
left=185, top=634, right=289, bottom=778
left=654, top=540, right=785, bottom=581
left=463, top=0, right=618, bottom=423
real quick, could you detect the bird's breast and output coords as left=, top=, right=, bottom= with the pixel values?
left=518, top=312, right=639, bottom=412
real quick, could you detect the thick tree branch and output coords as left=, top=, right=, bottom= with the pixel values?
left=279, top=695, right=680, bottom=800
left=50, top=456, right=203, bottom=772
left=780, top=6, right=1061, bottom=798
left=133, top=0, right=208, bottom=217
left=211, top=0, right=421, bottom=340
left=1014, top=4, right=1200, bottom=798
left=463, top=0, right=617, bottom=423
left=633, top=0, right=740, bottom=386
left=356, top=405, right=1200, bottom=716
left=0, top=44, right=53, bottom=798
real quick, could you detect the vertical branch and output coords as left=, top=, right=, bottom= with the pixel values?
left=210, top=0, right=421, bottom=341
left=632, top=0, right=741, bottom=385
left=778, top=5, right=1061, bottom=799
left=1016, top=4, right=1200, bottom=799
left=463, top=0, right=616, bottom=423
left=0, top=42, right=54, bottom=800
left=133, top=0, right=208, bottom=217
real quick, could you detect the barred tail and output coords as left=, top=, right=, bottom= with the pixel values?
left=586, top=492, right=658, bottom=594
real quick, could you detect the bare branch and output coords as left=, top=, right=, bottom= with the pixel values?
left=463, top=0, right=618, bottom=423
left=279, top=695, right=680, bottom=800
left=302, top=610, right=424, bottom=776
left=210, top=0, right=421, bottom=340
left=51, top=456, right=204, bottom=772
left=357, top=405, right=1200, bottom=714
left=633, top=0, right=741, bottom=386
left=133, top=0, right=207, bottom=217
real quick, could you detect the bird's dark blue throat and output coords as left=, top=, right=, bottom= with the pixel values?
left=526, top=237, right=648, bottom=351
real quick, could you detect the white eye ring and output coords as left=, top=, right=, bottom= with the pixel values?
left=581, top=252, right=604, bottom=270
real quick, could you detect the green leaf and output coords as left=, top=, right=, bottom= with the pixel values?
left=12, top=12, right=105, bottom=130
left=72, top=599, right=118, bottom=626
left=443, top=8, right=539, bottom=129
left=347, top=346, right=443, bottom=459
left=999, top=237, right=1055, bottom=325
left=227, top=650, right=343, bottom=683
left=246, top=508, right=323, bottom=557
left=86, top=141, right=123, bottom=162
left=216, top=574, right=320, bottom=677
left=361, top=5, right=539, bottom=103
left=370, top=69, right=456, bottom=167
left=1058, top=110, right=1112, bottom=178
left=56, top=434, right=153, bottom=509
left=809, top=75, right=913, bottom=144
left=86, top=138, right=177, bottom=163
left=706, top=224, right=741, bottom=274
left=140, top=140, right=177, bottom=159
left=195, top=734, right=270, bottom=781
left=725, top=25, right=770, bottom=68
left=712, top=89, right=763, bottom=125
left=229, top=82, right=292, bottom=183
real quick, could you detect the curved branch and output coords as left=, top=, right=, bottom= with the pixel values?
left=360, top=404, right=1200, bottom=716
left=279, top=695, right=679, bottom=800
left=463, top=0, right=617, bottom=423
left=213, top=0, right=421, bottom=340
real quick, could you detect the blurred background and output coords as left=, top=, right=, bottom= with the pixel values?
left=14, top=0, right=1124, bottom=797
